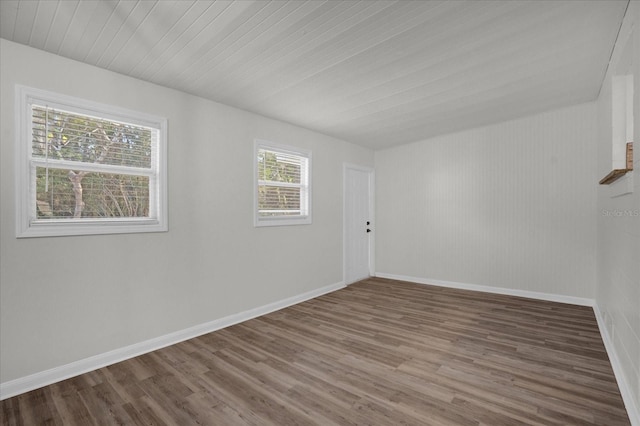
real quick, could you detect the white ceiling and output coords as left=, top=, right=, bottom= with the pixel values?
left=0, top=0, right=628, bottom=150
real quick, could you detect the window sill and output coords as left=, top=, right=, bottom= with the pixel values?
left=254, top=216, right=312, bottom=227
left=17, top=218, right=167, bottom=238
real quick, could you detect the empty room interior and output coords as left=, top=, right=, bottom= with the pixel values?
left=0, top=0, right=639, bottom=425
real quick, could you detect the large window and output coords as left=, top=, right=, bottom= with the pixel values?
left=15, top=86, right=167, bottom=237
left=255, top=140, right=311, bottom=227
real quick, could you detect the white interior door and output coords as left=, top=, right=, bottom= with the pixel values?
left=344, top=165, right=374, bottom=284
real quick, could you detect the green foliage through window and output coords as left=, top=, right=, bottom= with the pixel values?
left=257, top=147, right=309, bottom=218
left=32, top=105, right=154, bottom=219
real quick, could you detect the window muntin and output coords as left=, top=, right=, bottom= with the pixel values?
left=16, top=86, right=167, bottom=237
left=255, top=141, right=311, bottom=226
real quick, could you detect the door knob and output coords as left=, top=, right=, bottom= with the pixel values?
left=366, top=229, right=371, bottom=233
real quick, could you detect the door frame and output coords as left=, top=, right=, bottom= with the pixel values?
left=343, top=163, right=375, bottom=285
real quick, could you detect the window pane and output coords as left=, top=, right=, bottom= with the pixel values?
left=258, top=149, right=302, bottom=184
left=36, top=167, right=149, bottom=219
left=255, top=141, right=310, bottom=226
left=258, top=184, right=301, bottom=217
left=32, top=106, right=153, bottom=169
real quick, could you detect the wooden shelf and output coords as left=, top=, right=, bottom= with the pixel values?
left=599, top=168, right=631, bottom=184
left=600, top=142, right=633, bottom=185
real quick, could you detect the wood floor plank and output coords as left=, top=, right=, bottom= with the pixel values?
left=0, top=277, right=631, bottom=425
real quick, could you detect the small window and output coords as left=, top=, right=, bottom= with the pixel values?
left=15, top=86, right=167, bottom=237
left=254, top=140, right=311, bottom=227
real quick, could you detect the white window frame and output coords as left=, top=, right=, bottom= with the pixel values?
left=254, top=140, right=312, bottom=227
left=15, top=85, right=168, bottom=238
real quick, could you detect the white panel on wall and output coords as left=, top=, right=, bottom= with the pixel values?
left=375, top=102, right=598, bottom=298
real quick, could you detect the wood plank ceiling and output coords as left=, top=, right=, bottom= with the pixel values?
left=0, top=0, right=628, bottom=149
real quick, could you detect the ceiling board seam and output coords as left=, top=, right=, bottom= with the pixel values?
left=27, top=0, right=40, bottom=46
left=42, top=1, right=60, bottom=51
left=9, top=0, right=19, bottom=40
left=199, top=0, right=344, bottom=95
left=263, top=2, right=573, bottom=124
left=204, top=0, right=369, bottom=98
left=143, top=1, right=243, bottom=81
left=321, top=60, right=598, bottom=134
left=126, top=0, right=199, bottom=75
left=95, top=0, right=149, bottom=69
left=94, top=0, right=144, bottom=67
left=338, top=73, right=595, bottom=140
left=55, top=0, right=80, bottom=56
left=130, top=1, right=218, bottom=78
left=596, top=0, right=630, bottom=99
left=304, top=22, right=602, bottom=125
left=184, top=0, right=326, bottom=83
left=250, top=1, right=584, bottom=109
left=229, top=0, right=440, bottom=106
left=171, top=0, right=302, bottom=84
left=104, top=1, right=160, bottom=69
left=80, top=0, right=120, bottom=63
left=322, top=65, right=596, bottom=135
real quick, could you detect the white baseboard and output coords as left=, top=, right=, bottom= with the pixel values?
left=375, top=272, right=595, bottom=306
left=375, top=272, right=638, bottom=425
left=593, top=305, right=640, bottom=426
left=0, top=281, right=345, bottom=401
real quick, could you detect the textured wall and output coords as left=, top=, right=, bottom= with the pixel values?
left=0, top=39, right=373, bottom=383
left=375, top=102, right=598, bottom=298
left=596, top=1, right=640, bottom=413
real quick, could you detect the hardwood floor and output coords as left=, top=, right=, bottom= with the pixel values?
left=1, top=277, right=630, bottom=425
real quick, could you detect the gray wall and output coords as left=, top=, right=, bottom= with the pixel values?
left=0, top=39, right=374, bottom=383
left=375, top=102, right=598, bottom=298
left=596, top=2, right=640, bottom=411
